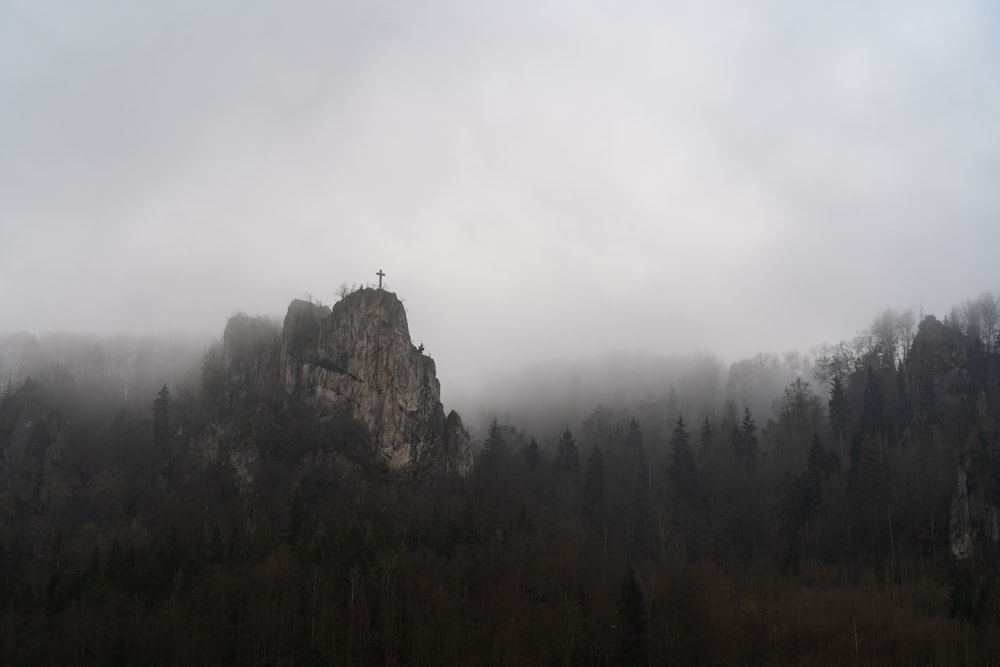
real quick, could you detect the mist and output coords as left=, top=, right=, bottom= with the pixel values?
left=7, top=5, right=1000, bottom=659
left=3, top=0, right=999, bottom=411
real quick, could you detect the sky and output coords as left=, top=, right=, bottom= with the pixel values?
left=2, top=0, right=999, bottom=404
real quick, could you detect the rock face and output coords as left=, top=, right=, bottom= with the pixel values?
left=221, top=314, right=284, bottom=409
left=280, top=289, right=471, bottom=475
left=950, top=464, right=1000, bottom=560
left=905, top=316, right=978, bottom=426
left=905, top=317, right=1000, bottom=561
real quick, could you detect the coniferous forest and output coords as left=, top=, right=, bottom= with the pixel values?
left=2, top=294, right=1000, bottom=665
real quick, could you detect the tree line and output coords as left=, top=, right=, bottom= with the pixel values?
left=1, top=296, right=1000, bottom=664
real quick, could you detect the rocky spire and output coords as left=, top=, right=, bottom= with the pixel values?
left=281, top=288, right=471, bottom=474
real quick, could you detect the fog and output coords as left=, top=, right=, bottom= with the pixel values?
left=2, top=0, right=999, bottom=407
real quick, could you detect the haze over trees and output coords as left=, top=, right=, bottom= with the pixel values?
left=1, top=291, right=1000, bottom=664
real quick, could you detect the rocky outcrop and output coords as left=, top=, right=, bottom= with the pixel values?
left=906, top=317, right=1000, bottom=561
left=950, top=463, right=1000, bottom=560
left=439, top=410, right=474, bottom=476
left=906, top=316, right=978, bottom=426
left=220, top=314, right=283, bottom=410
left=280, top=289, right=470, bottom=474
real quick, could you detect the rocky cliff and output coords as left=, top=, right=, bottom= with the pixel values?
left=905, top=317, right=1000, bottom=561
left=279, top=289, right=470, bottom=475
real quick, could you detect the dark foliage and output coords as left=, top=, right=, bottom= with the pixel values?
left=2, top=300, right=1000, bottom=664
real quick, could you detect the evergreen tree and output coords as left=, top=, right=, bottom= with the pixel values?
left=733, top=407, right=758, bottom=467
left=475, top=417, right=510, bottom=498
left=669, top=415, right=704, bottom=559
left=777, top=435, right=830, bottom=568
left=777, top=469, right=821, bottom=569
left=850, top=434, right=894, bottom=564
left=828, top=375, right=849, bottom=460
left=862, top=366, right=884, bottom=439
left=554, top=428, right=581, bottom=511
left=554, top=428, right=579, bottom=478
left=624, top=418, right=643, bottom=450
left=583, top=445, right=605, bottom=520
left=522, top=437, right=540, bottom=471
left=808, top=433, right=839, bottom=480
left=699, top=416, right=714, bottom=455
left=669, top=415, right=696, bottom=499
left=617, top=565, right=647, bottom=667
left=483, top=417, right=504, bottom=458
left=152, top=384, right=171, bottom=456
left=631, top=449, right=651, bottom=553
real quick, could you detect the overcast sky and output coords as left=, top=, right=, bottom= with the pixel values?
left=2, top=0, right=999, bottom=402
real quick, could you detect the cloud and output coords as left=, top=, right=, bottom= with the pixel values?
left=2, top=0, right=998, bottom=403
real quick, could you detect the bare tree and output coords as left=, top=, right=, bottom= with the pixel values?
left=976, top=293, right=998, bottom=351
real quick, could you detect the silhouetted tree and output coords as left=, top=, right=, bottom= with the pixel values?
left=152, top=384, right=171, bottom=457
left=522, top=437, right=540, bottom=471
left=483, top=417, right=504, bottom=456
left=699, top=416, right=714, bottom=455
left=583, top=445, right=605, bottom=521
left=808, top=433, right=840, bottom=480
left=617, top=566, right=647, bottom=667
left=475, top=417, right=512, bottom=502
left=554, top=429, right=579, bottom=478
left=733, top=407, right=758, bottom=467
left=631, top=449, right=651, bottom=554
left=862, top=366, right=884, bottom=441
left=669, top=415, right=696, bottom=500
left=624, top=418, right=643, bottom=450
left=829, top=375, right=849, bottom=460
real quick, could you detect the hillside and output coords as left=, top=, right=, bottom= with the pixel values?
left=1, top=294, right=999, bottom=664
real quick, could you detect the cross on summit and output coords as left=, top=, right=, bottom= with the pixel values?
left=376, top=269, right=385, bottom=289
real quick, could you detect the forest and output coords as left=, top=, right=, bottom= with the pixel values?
left=1, top=293, right=1000, bottom=665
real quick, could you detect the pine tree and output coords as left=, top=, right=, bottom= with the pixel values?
left=699, top=416, right=714, bottom=454
left=733, top=407, right=758, bottom=467
left=617, top=565, right=647, bottom=666
left=632, top=449, right=651, bottom=553
left=483, top=417, right=505, bottom=458
left=152, top=384, right=171, bottom=457
left=808, top=433, right=839, bottom=480
left=475, top=417, right=509, bottom=498
left=669, top=415, right=703, bottom=560
left=669, top=415, right=696, bottom=499
left=828, top=375, right=849, bottom=461
left=522, top=437, right=540, bottom=471
left=553, top=428, right=581, bottom=511
left=862, top=366, right=884, bottom=440
left=554, top=429, right=579, bottom=478
left=583, top=445, right=605, bottom=520
left=624, top=418, right=643, bottom=450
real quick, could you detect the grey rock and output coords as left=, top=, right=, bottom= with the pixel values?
left=280, top=288, right=470, bottom=474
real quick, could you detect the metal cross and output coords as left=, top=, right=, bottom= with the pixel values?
left=376, top=269, right=385, bottom=289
